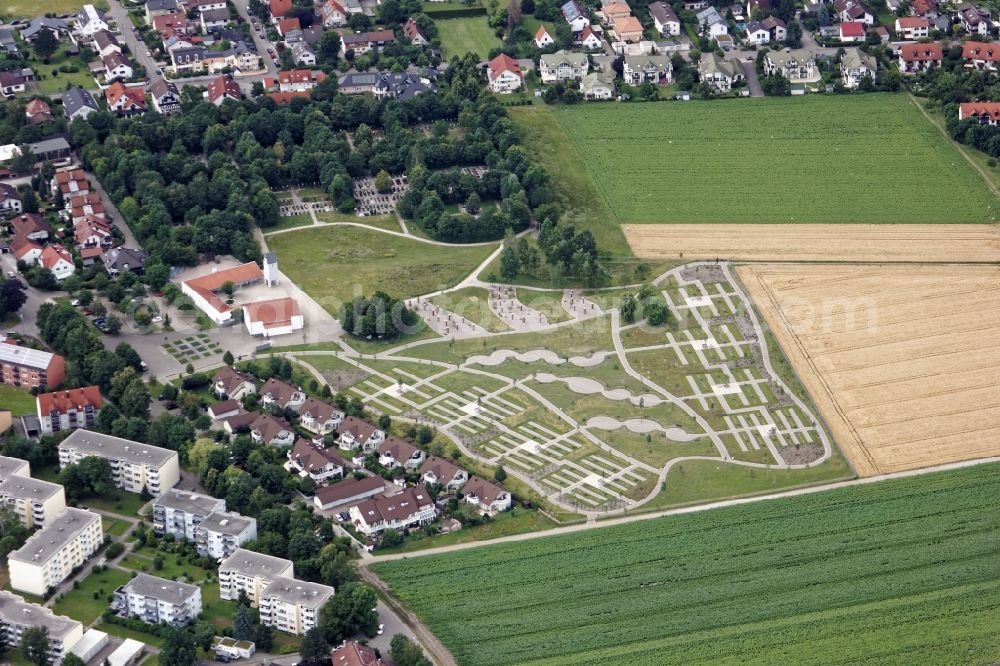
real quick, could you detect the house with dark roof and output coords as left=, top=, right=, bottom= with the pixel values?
left=340, top=30, right=396, bottom=56
left=649, top=1, right=680, bottom=35
left=250, top=413, right=295, bottom=446
left=335, top=416, right=385, bottom=452
left=148, top=78, right=181, bottom=114
left=170, top=46, right=207, bottom=72
left=287, top=439, right=345, bottom=483
left=347, top=484, right=436, bottom=536
left=212, top=367, right=257, bottom=400
left=205, top=74, right=241, bottom=105
left=259, top=377, right=305, bottom=411
left=19, top=17, right=71, bottom=42
left=0, top=71, right=27, bottom=97
left=64, top=87, right=100, bottom=121
left=313, top=475, right=385, bottom=511
left=376, top=436, right=426, bottom=471
left=101, top=247, right=147, bottom=276
left=419, top=456, right=468, bottom=490
left=561, top=0, right=590, bottom=31
left=462, top=476, right=512, bottom=515
left=297, top=398, right=343, bottom=435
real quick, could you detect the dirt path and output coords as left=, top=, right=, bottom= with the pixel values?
left=360, top=565, right=458, bottom=666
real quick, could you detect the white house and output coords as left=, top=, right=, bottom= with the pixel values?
left=561, top=0, right=591, bottom=31
left=486, top=53, right=523, bottom=93
left=75, top=4, right=109, bottom=37
left=649, top=1, right=680, bottom=35
left=895, top=16, right=929, bottom=38
left=376, top=437, right=426, bottom=470
left=840, top=47, right=876, bottom=87
left=539, top=49, right=589, bottom=83
left=297, top=398, right=343, bottom=435
left=243, top=297, right=304, bottom=338
left=114, top=574, right=202, bottom=626
left=535, top=25, right=555, bottom=47
left=763, top=47, right=817, bottom=81
left=39, top=244, right=75, bottom=281
left=696, top=7, right=728, bottom=37
left=462, top=476, right=512, bottom=515
left=336, top=416, right=385, bottom=452
left=623, top=54, right=671, bottom=84
left=348, top=485, right=437, bottom=536
left=699, top=51, right=742, bottom=91
left=580, top=71, right=616, bottom=99
left=287, top=438, right=345, bottom=484
left=419, top=456, right=468, bottom=490
left=745, top=20, right=770, bottom=45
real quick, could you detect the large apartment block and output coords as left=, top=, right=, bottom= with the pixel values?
left=153, top=489, right=226, bottom=540
left=218, top=548, right=294, bottom=606
left=0, top=342, right=66, bottom=389
left=0, top=454, right=30, bottom=478
left=194, top=511, right=257, bottom=560
left=37, top=387, right=103, bottom=434
left=59, top=431, right=180, bottom=497
left=0, top=475, right=67, bottom=528
left=259, top=577, right=334, bottom=636
left=0, top=591, right=84, bottom=663
left=114, top=573, right=202, bottom=626
left=7, top=508, right=103, bottom=596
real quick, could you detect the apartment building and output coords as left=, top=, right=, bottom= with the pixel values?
left=7, top=508, right=103, bottom=596
left=348, top=485, right=437, bottom=537
left=194, top=511, right=257, bottom=560
left=0, top=475, right=67, bottom=528
left=37, top=386, right=103, bottom=434
left=114, top=573, right=202, bottom=626
left=0, top=591, right=84, bottom=663
left=0, top=454, right=30, bottom=478
left=259, top=577, right=334, bottom=635
left=0, top=342, right=66, bottom=388
left=218, top=548, right=294, bottom=606
left=59, top=431, right=180, bottom=497
left=153, top=489, right=226, bottom=540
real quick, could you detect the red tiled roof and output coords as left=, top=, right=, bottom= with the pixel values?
left=37, top=386, right=102, bottom=414
left=152, top=11, right=188, bottom=32
left=206, top=74, right=241, bottom=103
left=268, top=0, right=292, bottom=18
left=487, top=53, right=522, bottom=78
left=40, top=244, right=73, bottom=270
left=535, top=24, right=551, bottom=40
left=962, top=40, right=1000, bottom=61
left=959, top=101, right=1000, bottom=121
left=277, top=69, right=326, bottom=85
left=11, top=235, right=41, bottom=259
left=25, top=99, right=51, bottom=116
left=277, top=16, right=300, bottom=33
left=839, top=21, right=865, bottom=36
left=267, top=91, right=310, bottom=104
left=895, top=16, right=928, bottom=28
left=244, top=297, right=301, bottom=325
left=900, top=41, right=943, bottom=61
left=105, top=81, right=147, bottom=110
left=463, top=475, right=506, bottom=506
left=330, top=641, right=380, bottom=666
left=182, top=261, right=263, bottom=314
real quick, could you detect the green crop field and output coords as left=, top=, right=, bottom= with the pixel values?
left=548, top=95, right=998, bottom=225
left=373, top=462, right=1000, bottom=666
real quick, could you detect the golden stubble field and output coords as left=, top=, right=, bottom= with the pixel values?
left=624, top=224, right=1000, bottom=262
left=738, top=264, right=1000, bottom=476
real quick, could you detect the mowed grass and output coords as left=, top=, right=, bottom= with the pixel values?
left=52, top=567, right=131, bottom=624
left=550, top=94, right=998, bottom=224
left=5, top=0, right=107, bottom=17
left=0, top=384, right=36, bottom=415
left=266, top=226, right=495, bottom=315
left=374, top=462, right=1000, bottom=666
left=436, top=16, right=500, bottom=59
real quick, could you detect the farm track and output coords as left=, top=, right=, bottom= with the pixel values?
left=737, top=263, right=1000, bottom=476
left=622, top=223, right=1000, bottom=263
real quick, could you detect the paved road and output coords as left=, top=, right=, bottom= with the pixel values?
left=86, top=170, right=142, bottom=249
left=739, top=59, right=764, bottom=96
left=230, top=0, right=280, bottom=79
left=105, top=0, right=159, bottom=75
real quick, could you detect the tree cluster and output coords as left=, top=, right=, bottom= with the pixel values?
left=340, top=291, right=420, bottom=340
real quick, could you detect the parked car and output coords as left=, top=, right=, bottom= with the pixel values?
left=377, top=624, right=384, bottom=635
left=70, top=299, right=80, bottom=306
left=6, top=271, right=14, bottom=278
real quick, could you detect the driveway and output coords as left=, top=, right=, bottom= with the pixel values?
left=739, top=60, right=764, bottom=97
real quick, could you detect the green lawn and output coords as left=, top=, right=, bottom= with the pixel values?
left=374, top=462, right=1000, bottom=666
left=268, top=214, right=314, bottom=231
left=5, top=0, right=107, bottom=17
left=431, top=287, right=510, bottom=333
left=315, top=210, right=401, bottom=232
left=267, top=225, right=496, bottom=315
left=33, top=49, right=98, bottom=94
left=79, top=491, right=150, bottom=516
left=97, top=620, right=167, bottom=648
left=545, top=95, right=999, bottom=225
left=52, top=567, right=131, bottom=624
left=0, top=384, right=36, bottom=415
left=436, top=16, right=500, bottom=59
left=102, top=517, right=133, bottom=537
left=378, top=508, right=555, bottom=554
left=118, top=553, right=212, bottom=583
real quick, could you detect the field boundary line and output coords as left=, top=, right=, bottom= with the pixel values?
left=908, top=93, right=1000, bottom=205
left=366, top=455, right=1000, bottom=563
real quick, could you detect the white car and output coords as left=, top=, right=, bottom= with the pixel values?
left=377, top=624, right=384, bottom=635
left=152, top=315, right=163, bottom=323
left=70, top=299, right=80, bottom=306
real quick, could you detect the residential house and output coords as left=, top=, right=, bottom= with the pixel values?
left=910, top=0, right=938, bottom=17
left=59, top=430, right=180, bottom=496
left=12, top=237, right=42, bottom=265
left=64, top=87, right=99, bottom=122
left=18, top=17, right=71, bottom=42
left=105, top=81, right=146, bottom=117
left=960, top=3, right=991, bottom=35
left=51, top=167, right=89, bottom=199
left=39, top=244, right=75, bottom=281
left=895, top=15, right=930, bottom=38
left=152, top=488, right=225, bottom=540
left=250, top=413, right=296, bottom=447
left=74, top=5, right=109, bottom=38
left=276, top=69, right=327, bottom=92
left=561, top=0, right=591, bottom=31
left=612, top=15, right=644, bottom=41
left=486, top=53, right=524, bottom=93
left=331, top=643, right=381, bottom=666
left=223, top=411, right=259, bottom=437
left=0, top=475, right=66, bottom=529
left=207, top=400, right=241, bottom=421
left=313, top=476, right=385, bottom=511
left=580, top=70, right=616, bottom=98
left=276, top=16, right=300, bottom=35
left=258, top=577, right=334, bottom=636
left=37, top=386, right=101, bottom=433
left=205, top=73, right=242, bottom=104
left=0, top=29, right=19, bottom=55
left=963, top=40, right=1000, bottom=70
left=340, top=30, right=396, bottom=56
left=7, top=508, right=103, bottom=596
left=204, top=42, right=261, bottom=73
left=287, top=438, right=345, bottom=483
left=535, top=24, right=556, bottom=47
left=25, top=99, right=54, bottom=125
left=699, top=51, right=742, bottom=90
left=462, top=476, right=512, bottom=515
left=371, top=70, right=438, bottom=99
left=684, top=0, right=707, bottom=9
left=92, top=30, right=121, bottom=57
left=10, top=214, right=52, bottom=240
left=600, top=1, right=632, bottom=23
left=762, top=15, right=787, bottom=41
left=403, top=18, right=429, bottom=46
left=101, top=247, right=147, bottom=276
left=212, top=367, right=257, bottom=400
left=898, top=41, right=943, bottom=72
left=839, top=21, right=865, bottom=41
left=746, top=20, right=770, bottom=45
left=103, top=52, right=134, bottom=80
left=376, top=436, right=426, bottom=470
left=623, top=54, right=671, bottom=84
left=201, top=8, right=231, bottom=32
left=170, top=46, right=207, bottom=73
left=321, top=0, right=348, bottom=26
left=696, top=7, right=728, bottom=37
left=114, top=574, right=202, bottom=626
left=291, top=41, right=317, bottom=66
left=0, top=184, right=20, bottom=214
left=348, top=484, right=437, bottom=536
left=763, top=48, right=816, bottom=81
left=837, top=0, right=874, bottom=24
left=577, top=25, right=603, bottom=49
left=297, top=398, right=343, bottom=435
left=419, top=456, right=468, bottom=490
left=267, top=0, right=294, bottom=22
left=153, top=12, right=190, bottom=34
left=959, top=101, right=1000, bottom=123
left=0, top=343, right=64, bottom=389
left=259, top=377, right=305, bottom=411
left=148, top=78, right=181, bottom=114
left=840, top=47, right=876, bottom=87
left=194, top=511, right=257, bottom=559
left=74, top=216, right=113, bottom=250
left=336, top=416, right=385, bottom=452
left=145, top=0, right=180, bottom=23
left=539, top=50, right=589, bottom=82
left=0, top=71, right=26, bottom=97
left=649, top=1, right=681, bottom=35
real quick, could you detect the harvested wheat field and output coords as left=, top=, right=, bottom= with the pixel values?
left=738, top=263, right=1000, bottom=476
left=624, top=224, right=1000, bottom=262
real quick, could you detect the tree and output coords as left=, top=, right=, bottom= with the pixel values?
left=20, top=627, right=50, bottom=666
left=221, top=281, right=235, bottom=297
left=318, top=582, right=379, bottom=643
left=252, top=623, right=274, bottom=652
left=415, top=425, right=433, bottom=445
left=374, top=169, right=393, bottom=193
left=33, top=28, right=58, bottom=59
left=192, top=621, right=215, bottom=652
left=499, top=246, right=520, bottom=279
left=494, top=465, right=507, bottom=482
left=159, top=627, right=197, bottom=666
left=61, top=655, right=86, bottom=666
left=390, top=635, right=432, bottom=666
left=234, top=604, right=253, bottom=641
left=223, top=350, right=235, bottom=366
left=377, top=414, right=391, bottom=430
left=0, top=279, right=27, bottom=319
left=300, top=627, right=329, bottom=662
left=104, top=314, right=121, bottom=335
left=621, top=294, right=637, bottom=323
